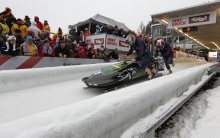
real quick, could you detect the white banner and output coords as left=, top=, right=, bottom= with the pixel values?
left=209, top=51, right=217, bottom=57
left=86, top=34, right=130, bottom=51
left=168, top=11, right=217, bottom=29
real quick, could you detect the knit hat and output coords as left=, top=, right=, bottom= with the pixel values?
left=25, top=15, right=30, bottom=19
left=26, top=36, right=33, bottom=40
left=44, top=39, right=49, bottom=44
left=7, top=35, right=16, bottom=41
left=34, top=16, right=39, bottom=19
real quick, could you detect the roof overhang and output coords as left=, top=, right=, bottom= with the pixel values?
left=151, top=1, right=220, bottom=50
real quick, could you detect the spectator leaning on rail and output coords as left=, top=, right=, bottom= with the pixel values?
left=1, top=35, right=19, bottom=56
left=11, top=18, right=28, bottom=39
left=0, top=16, right=9, bottom=36
left=38, top=39, right=55, bottom=57
left=20, top=36, right=38, bottom=56
left=55, top=40, right=69, bottom=58
left=154, top=39, right=174, bottom=75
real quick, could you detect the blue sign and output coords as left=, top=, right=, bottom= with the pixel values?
left=217, top=51, right=220, bottom=62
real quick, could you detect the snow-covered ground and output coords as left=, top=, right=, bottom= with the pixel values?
left=0, top=59, right=206, bottom=124
left=155, top=77, right=220, bottom=138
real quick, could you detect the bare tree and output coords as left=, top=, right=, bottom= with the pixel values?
left=137, top=21, right=146, bottom=34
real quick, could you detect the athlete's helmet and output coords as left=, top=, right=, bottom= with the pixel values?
left=156, top=39, right=165, bottom=49
left=126, top=34, right=135, bottom=46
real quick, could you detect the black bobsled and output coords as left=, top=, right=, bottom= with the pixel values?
left=82, top=58, right=161, bottom=88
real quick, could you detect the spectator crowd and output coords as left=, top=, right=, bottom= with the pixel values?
left=0, top=7, right=151, bottom=61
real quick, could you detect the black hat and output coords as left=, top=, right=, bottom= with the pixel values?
left=17, top=18, right=22, bottom=22
left=25, top=15, right=30, bottom=19
left=44, top=39, right=49, bottom=44
left=15, top=29, right=21, bottom=33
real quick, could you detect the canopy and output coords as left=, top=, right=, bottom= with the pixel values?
left=68, top=14, right=130, bottom=31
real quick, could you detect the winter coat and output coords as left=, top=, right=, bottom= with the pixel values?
left=78, top=46, right=87, bottom=58
left=38, top=45, right=55, bottom=57
left=29, top=22, right=41, bottom=38
left=20, top=41, right=38, bottom=56
left=0, top=22, right=9, bottom=35
left=109, top=50, right=119, bottom=60
left=43, top=24, right=50, bottom=32
left=127, top=38, right=150, bottom=61
left=11, top=23, right=28, bottom=39
left=22, top=19, right=31, bottom=27
left=55, top=46, right=70, bottom=57
left=36, top=21, right=43, bottom=31
left=155, top=42, right=174, bottom=59
left=15, top=35, right=25, bottom=46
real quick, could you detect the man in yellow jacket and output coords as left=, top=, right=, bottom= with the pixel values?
left=11, top=18, right=28, bottom=39
left=43, top=20, right=50, bottom=32
left=0, top=16, right=9, bottom=35
left=20, top=36, right=38, bottom=56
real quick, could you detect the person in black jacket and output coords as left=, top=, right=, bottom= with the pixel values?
left=55, top=40, right=70, bottom=58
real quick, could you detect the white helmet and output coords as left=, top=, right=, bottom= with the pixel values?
left=126, top=34, right=135, bottom=46
left=156, top=39, right=165, bottom=49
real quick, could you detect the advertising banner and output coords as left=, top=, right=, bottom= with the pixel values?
left=168, top=11, right=217, bottom=29
left=86, top=34, right=130, bottom=51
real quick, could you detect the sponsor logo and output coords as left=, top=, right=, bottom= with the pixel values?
left=119, top=40, right=129, bottom=48
left=189, top=14, right=210, bottom=24
left=94, top=38, right=104, bottom=45
left=107, top=38, right=118, bottom=46
left=86, top=39, right=92, bottom=45
left=63, top=62, right=78, bottom=66
left=172, top=18, right=186, bottom=27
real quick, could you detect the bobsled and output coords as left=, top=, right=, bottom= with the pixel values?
left=82, top=58, right=161, bottom=88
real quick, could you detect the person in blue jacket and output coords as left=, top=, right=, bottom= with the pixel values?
left=154, top=39, right=174, bottom=74
left=123, top=34, right=157, bottom=79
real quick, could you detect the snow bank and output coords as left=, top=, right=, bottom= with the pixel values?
left=0, top=62, right=115, bottom=93
left=0, top=63, right=215, bottom=138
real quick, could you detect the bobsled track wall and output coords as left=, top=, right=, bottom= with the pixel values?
left=0, top=62, right=215, bottom=138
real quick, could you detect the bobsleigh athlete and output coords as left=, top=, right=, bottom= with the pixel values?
left=123, top=34, right=157, bottom=79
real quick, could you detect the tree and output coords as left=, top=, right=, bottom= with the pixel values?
left=137, top=21, right=146, bottom=34
left=145, top=19, right=159, bottom=36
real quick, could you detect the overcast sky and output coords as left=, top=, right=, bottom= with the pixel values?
left=0, top=0, right=212, bottom=34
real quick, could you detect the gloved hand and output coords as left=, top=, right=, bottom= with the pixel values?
left=63, top=54, right=67, bottom=58
left=59, top=53, right=63, bottom=57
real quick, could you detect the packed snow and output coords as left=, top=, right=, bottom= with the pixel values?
left=0, top=59, right=217, bottom=138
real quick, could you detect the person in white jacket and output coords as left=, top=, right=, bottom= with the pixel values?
left=28, top=21, right=41, bottom=38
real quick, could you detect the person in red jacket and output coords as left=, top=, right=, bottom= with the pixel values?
left=78, top=44, right=88, bottom=58
left=38, top=39, right=55, bottom=57
left=34, top=16, right=43, bottom=31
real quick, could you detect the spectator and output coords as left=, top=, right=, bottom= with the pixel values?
left=0, top=16, right=9, bottom=35
left=103, top=48, right=110, bottom=62
left=100, top=24, right=107, bottom=33
left=0, top=7, right=16, bottom=35
left=20, top=36, right=38, bottom=56
left=29, top=21, right=41, bottom=38
left=69, top=27, right=77, bottom=42
left=84, top=28, right=90, bottom=41
left=78, top=44, right=88, bottom=58
left=88, top=43, right=96, bottom=54
left=14, top=29, right=24, bottom=46
left=117, top=27, right=125, bottom=37
left=66, top=35, right=73, bottom=50
left=109, top=48, right=119, bottom=60
left=100, top=45, right=105, bottom=55
left=87, top=49, right=96, bottom=58
left=43, top=20, right=50, bottom=32
left=1, top=35, right=19, bottom=56
left=112, top=26, right=118, bottom=36
left=23, top=15, right=31, bottom=27
left=0, top=34, right=5, bottom=54
left=34, top=16, right=43, bottom=31
left=95, top=48, right=104, bottom=59
left=73, top=45, right=81, bottom=58
left=38, top=39, right=55, bottom=57
left=106, top=25, right=112, bottom=34
left=11, top=18, right=28, bottom=39
left=55, top=40, right=69, bottom=58
left=52, top=27, right=64, bottom=48
left=95, top=25, right=100, bottom=34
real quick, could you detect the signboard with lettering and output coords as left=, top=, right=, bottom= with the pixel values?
left=168, top=11, right=216, bottom=29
